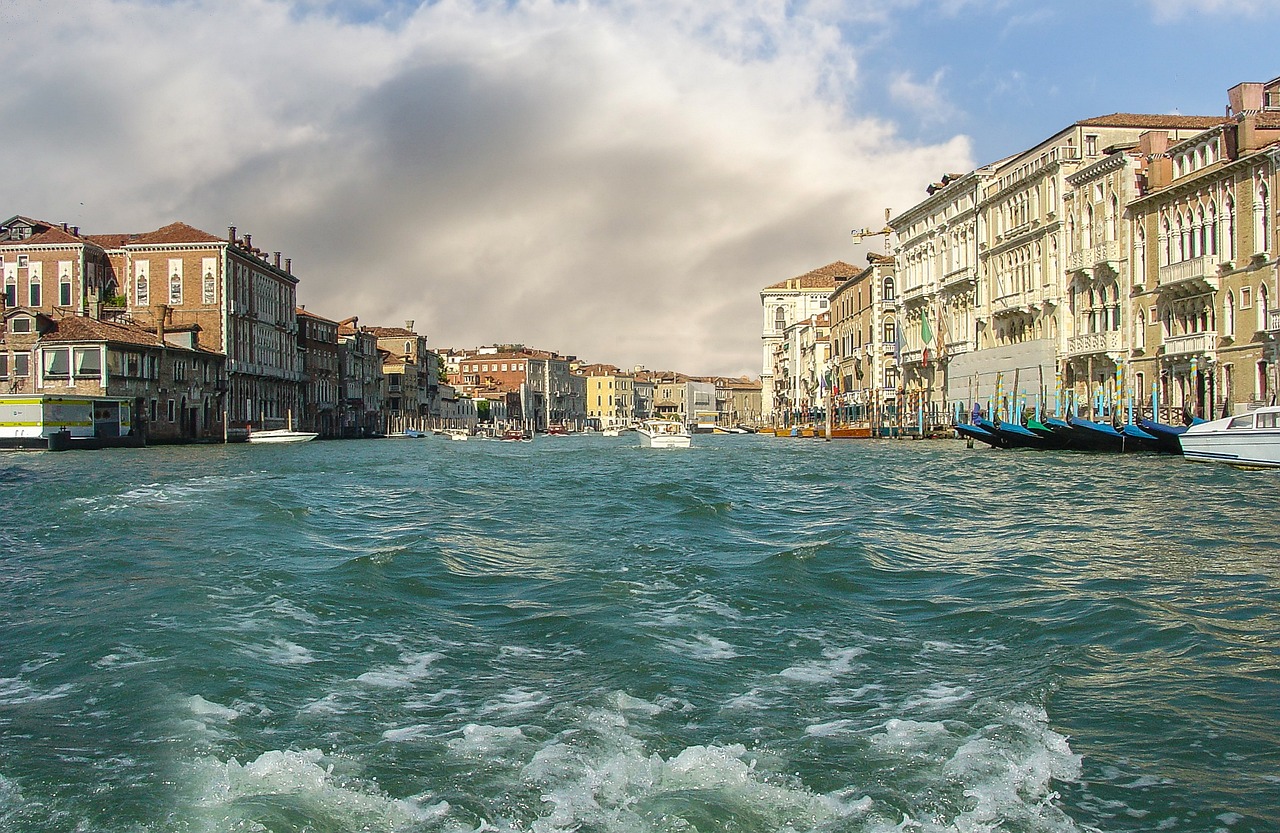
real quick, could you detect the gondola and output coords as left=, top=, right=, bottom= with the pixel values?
left=954, top=422, right=1002, bottom=447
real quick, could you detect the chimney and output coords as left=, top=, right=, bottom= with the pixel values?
left=1228, top=82, right=1264, bottom=117
left=244, top=234, right=252, bottom=250
left=285, top=258, right=291, bottom=274
left=153, top=304, right=169, bottom=344
left=71, top=226, right=78, bottom=236
left=274, top=252, right=281, bottom=268
left=61, top=222, right=67, bottom=232
left=228, top=226, right=237, bottom=243
left=405, top=320, right=415, bottom=331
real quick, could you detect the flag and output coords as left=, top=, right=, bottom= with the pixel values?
left=934, top=301, right=948, bottom=362
left=893, top=326, right=903, bottom=364
left=920, top=311, right=933, bottom=346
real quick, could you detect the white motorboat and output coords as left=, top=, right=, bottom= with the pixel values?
left=247, top=411, right=318, bottom=444
left=601, top=428, right=621, bottom=437
left=1180, top=406, right=1280, bottom=468
left=247, top=428, right=318, bottom=444
left=444, top=428, right=470, bottom=441
left=637, top=419, right=691, bottom=448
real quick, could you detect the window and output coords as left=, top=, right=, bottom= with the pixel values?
left=883, top=321, right=896, bottom=344
left=1085, top=134, right=1098, bottom=156
left=0, top=354, right=6, bottom=378
left=9, top=316, right=31, bottom=333
left=13, top=354, right=29, bottom=377
left=42, top=347, right=71, bottom=378
left=28, top=279, right=40, bottom=306
left=883, top=277, right=895, bottom=300
left=167, top=399, right=176, bottom=423
left=1242, top=286, right=1253, bottom=309
left=774, top=306, right=786, bottom=333
left=169, top=272, right=182, bottom=305
left=135, top=262, right=149, bottom=306
left=74, top=348, right=101, bottom=378
left=1228, top=414, right=1254, bottom=430
left=17, top=255, right=28, bottom=268
left=173, top=360, right=188, bottom=382
left=202, top=259, right=217, bottom=304
left=60, top=276, right=72, bottom=306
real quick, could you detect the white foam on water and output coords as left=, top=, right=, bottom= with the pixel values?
left=187, top=695, right=242, bottom=722
left=778, top=646, right=867, bottom=683
left=241, top=637, right=316, bottom=666
left=901, top=682, right=973, bottom=713
left=381, top=723, right=436, bottom=743
left=0, top=772, right=21, bottom=819
left=300, top=692, right=350, bottom=716
left=608, top=691, right=665, bottom=716
left=868, top=718, right=953, bottom=758
left=661, top=633, right=738, bottom=660
left=447, top=723, right=528, bottom=757
left=804, top=719, right=858, bottom=737
left=93, top=645, right=162, bottom=669
left=478, top=688, right=551, bottom=717
left=187, top=748, right=434, bottom=833
left=355, top=651, right=442, bottom=688
left=721, top=688, right=770, bottom=711
left=0, top=676, right=73, bottom=706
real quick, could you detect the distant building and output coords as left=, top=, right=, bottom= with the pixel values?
left=760, top=262, right=853, bottom=423
left=829, top=253, right=898, bottom=428
left=337, top=317, right=384, bottom=437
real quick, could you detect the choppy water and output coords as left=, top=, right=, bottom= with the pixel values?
left=1, top=434, right=1277, bottom=833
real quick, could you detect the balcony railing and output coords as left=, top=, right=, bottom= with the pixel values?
left=941, top=266, right=976, bottom=291
left=899, top=283, right=928, bottom=302
left=1162, top=331, right=1216, bottom=358
left=1269, top=308, right=1280, bottom=333
left=1065, top=239, right=1120, bottom=273
left=1157, top=255, right=1219, bottom=292
left=900, top=347, right=925, bottom=365
left=943, top=338, right=971, bottom=357
left=1065, top=329, right=1121, bottom=357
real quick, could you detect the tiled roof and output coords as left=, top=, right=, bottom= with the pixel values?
left=763, top=261, right=859, bottom=290
left=125, top=222, right=224, bottom=246
left=0, top=224, right=90, bottom=248
left=1075, top=113, right=1227, bottom=129
left=86, top=233, right=132, bottom=249
left=366, top=326, right=419, bottom=338
left=40, top=315, right=161, bottom=348
left=296, top=308, right=338, bottom=324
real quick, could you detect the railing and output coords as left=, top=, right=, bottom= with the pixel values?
left=900, top=347, right=925, bottom=365
left=899, top=283, right=928, bottom=302
left=941, top=266, right=976, bottom=290
left=1065, top=329, right=1121, bottom=357
left=943, top=338, right=971, bottom=357
left=1065, top=239, right=1120, bottom=272
left=1158, top=255, right=1219, bottom=291
left=1269, top=308, right=1280, bottom=333
left=1162, top=331, right=1216, bottom=357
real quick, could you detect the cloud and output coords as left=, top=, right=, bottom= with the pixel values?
left=888, top=69, right=958, bottom=125
left=1145, top=0, right=1280, bottom=20
left=1, top=0, right=971, bottom=377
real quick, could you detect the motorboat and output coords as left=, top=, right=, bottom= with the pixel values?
left=443, top=428, right=470, bottom=441
left=500, top=428, right=532, bottom=442
left=248, top=428, right=318, bottom=444
left=1180, top=406, right=1280, bottom=468
left=637, top=419, right=692, bottom=448
left=601, top=428, right=621, bottom=437
left=248, top=412, right=317, bottom=444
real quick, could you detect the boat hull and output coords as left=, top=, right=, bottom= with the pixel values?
left=1180, top=408, right=1280, bottom=467
left=248, top=429, right=318, bottom=444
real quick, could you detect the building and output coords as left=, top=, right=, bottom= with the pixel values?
left=0, top=216, right=117, bottom=315
left=1127, top=80, right=1280, bottom=420
left=337, top=317, right=384, bottom=437
left=760, top=262, right=853, bottom=423
left=1, top=306, right=225, bottom=442
left=712, top=376, right=762, bottom=428
left=578, top=363, right=635, bottom=430
left=369, top=322, right=433, bottom=434
left=456, top=347, right=585, bottom=432
left=829, top=253, right=899, bottom=429
left=297, top=308, right=340, bottom=437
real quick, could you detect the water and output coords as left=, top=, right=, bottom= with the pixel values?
left=1, top=435, right=1277, bottom=833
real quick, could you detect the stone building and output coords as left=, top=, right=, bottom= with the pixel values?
left=829, top=253, right=898, bottom=428
left=297, top=308, right=340, bottom=437
left=759, top=262, right=852, bottom=423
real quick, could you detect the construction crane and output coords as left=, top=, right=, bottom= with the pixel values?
left=850, top=208, right=894, bottom=250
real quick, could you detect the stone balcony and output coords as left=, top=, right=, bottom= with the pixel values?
left=1162, top=331, right=1216, bottom=358
left=1269, top=308, right=1280, bottom=333
left=899, top=283, right=928, bottom=303
left=1065, top=239, right=1120, bottom=273
left=1157, top=255, right=1220, bottom=295
left=900, top=347, right=925, bottom=365
left=941, top=266, right=976, bottom=291
left=1065, top=329, right=1121, bottom=357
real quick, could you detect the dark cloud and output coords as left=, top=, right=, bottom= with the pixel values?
left=3, top=0, right=971, bottom=376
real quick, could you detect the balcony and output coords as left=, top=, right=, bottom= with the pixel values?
left=1269, top=308, right=1280, bottom=333
left=1065, top=240, right=1120, bottom=273
left=1162, top=331, right=1216, bottom=358
left=1065, top=329, right=1121, bottom=357
left=941, top=266, right=976, bottom=291
left=899, top=283, right=928, bottom=303
left=943, top=338, right=971, bottom=357
left=900, top=347, right=925, bottom=365
left=1157, top=255, right=1219, bottom=295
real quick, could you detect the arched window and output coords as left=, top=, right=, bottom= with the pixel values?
left=1224, top=290, right=1235, bottom=338
left=1135, top=309, right=1146, bottom=350
left=774, top=306, right=786, bottom=333
left=1083, top=204, right=1094, bottom=249
left=1258, top=284, right=1270, bottom=332
left=1193, top=204, right=1205, bottom=258
left=883, top=277, right=895, bottom=301
left=1224, top=193, right=1236, bottom=260
left=1207, top=202, right=1218, bottom=256
left=1161, top=214, right=1172, bottom=266
left=1256, top=180, right=1271, bottom=255
left=883, top=320, right=896, bottom=345
left=1108, top=194, right=1119, bottom=241
left=1135, top=225, right=1147, bottom=278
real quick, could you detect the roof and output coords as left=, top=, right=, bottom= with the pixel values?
left=0, top=218, right=93, bottom=248
left=365, top=326, right=420, bottom=338
left=763, top=261, right=859, bottom=291
left=38, top=314, right=211, bottom=352
left=296, top=308, right=338, bottom=325
left=123, top=222, right=225, bottom=246
left=1075, top=113, right=1228, bottom=130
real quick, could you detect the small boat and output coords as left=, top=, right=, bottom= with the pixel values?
left=982, top=418, right=1065, bottom=450
left=601, top=428, right=621, bottom=437
left=443, top=428, right=470, bottom=441
left=248, top=428, right=318, bottom=444
left=248, top=411, right=317, bottom=444
left=500, top=428, right=532, bottom=442
left=637, top=419, right=692, bottom=448
left=954, top=422, right=1001, bottom=447
left=1064, top=416, right=1126, bottom=452
left=1180, top=406, right=1280, bottom=468
left=1136, top=417, right=1201, bottom=454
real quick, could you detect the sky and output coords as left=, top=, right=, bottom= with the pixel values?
left=3, top=0, right=1279, bottom=377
